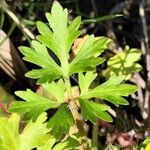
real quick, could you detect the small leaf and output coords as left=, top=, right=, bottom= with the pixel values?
left=8, top=89, right=60, bottom=121
left=69, top=36, right=111, bottom=74
left=53, top=136, right=80, bottom=150
left=105, top=46, right=142, bottom=79
left=79, top=71, right=97, bottom=95
left=47, top=104, right=74, bottom=138
left=43, top=79, right=65, bottom=103
left=19, top=41, right=62, bottom=83
left=37, top=21, right=52, bottom=37
left=82, top=76, right=137, bottom=106
left=20, top=113, right=50, bottom=150
left=37, top=137, right=56, bottom=150
left=79, top=99, right=112, bottom=123
left=0, top=113, right=20, bottom=150
left=0, top=113, right=51, bottom=150
left=67, top=16, right=81, bottom=53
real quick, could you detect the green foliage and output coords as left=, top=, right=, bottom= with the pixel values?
left=7, top=1, right=139, bottom=149
left=36, top=2, right=81, bottom=77
left=104, top=46, right=142, bottom=79
left=43, top=79, right=65, bottom=103
left=37, top=135, right=80, bottom=150
left=19, top=41, right=62, bottom=83
left=80, top=75, right=137, bottom=106
left=0, top=113, right=50, bottom=150
left=79, top=71, right=97, bottom=95
left=8, top=89, right=60, bottom=121
left=140, top=137, right=150, bottom=150
left=79, top=99, right=112, bottom=123
left=69, top=36, right=110, bottom=74
left=0, top=113, right=78, bottom=150
left=47, top=104, right=74, bottom=138
left=78, top=72, right=137, bottom=123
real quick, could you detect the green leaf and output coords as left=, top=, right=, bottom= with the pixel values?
left=47, top=104, right=74, bottom=138
left=37, top=21, right=52, bottom=37
left=38, top=135, right=80, bottom=150
left=79, top=99, right=112, bottom=123
left=53, top=136, right=80, bottom=150
left=37, top=1, right=81, bottom=75
left=8, top=89, right=60, bottom=121
left=20, top=113, right=50, bottom=150
left=69, top=36, right=111, bottom=74
left=0, top=113, right=51, bottom=150
left=104, top=46, right=142, bottom=79
left=46, top=1, right=68, bottom=55
left=43, top=79, right=65, bottom=103
left=67, top=16, right=81, bottom=53
left=0, top=113, right=20, bottom=150
left=19, top=40, right=62, bottom=83
left=79, top=71, right=97, bottom=95
left=82, top=76, right=137, bottom=106
left=37, top=137, right=56, bottom=150
left=20, top=1, right=81, bottom=82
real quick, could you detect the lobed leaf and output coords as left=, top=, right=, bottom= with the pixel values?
left=104, top=46, right=142, bottom=79
left=0, top=114, right=20, bottom=150
left=37, top=135, right=79, bottom=150
left=43, top=79, right=65, bottom=103
left=8, top=89, right=60, bottom=121
left=37, top=137, right=56, bottom=150
left=69, top=36, right=111, bottom=74
left=79, top=99, right=112, bottom=123
left=47, top=104, right=74, bottom=138
left=20, top=113, right=50, bottom=150
left=19, top=41, right=62, bottom=83
left=0, top=113, right=51, bottom=150
left=37, top=1, right=81, bottom=76
left=79, top=71, right=97, bottom=95
left=81, top=76, right=137, bottom=106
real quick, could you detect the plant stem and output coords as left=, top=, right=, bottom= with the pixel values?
left=64, top=77, right=90, bottom=149
left=92, top=122, right=98, bottom=150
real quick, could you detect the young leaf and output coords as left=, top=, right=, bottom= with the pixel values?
left=53, top=136, right=80, bottom=150
left=37, top=1, right=80, bottom=75
left=8, top=89, right=60, bottom=121
left=0, top=113, right=51, bottom=150
left=37, top=135, right=80, bottom=150
left=81, top=76, right=137, bottom=106
left=47, top=104, right=74, bottom=138
left=69, top=36, right=111, bottom=74
left=67, top=16, right=81, bottom=53
left=79, top=99, right=112, bottom=123
left=104, top=46, right=142, bottom=79
left=79, top=71, right=97, bottom=95
left=0, top=113, right=20, bottom=150
left=20, top=113, right=50, bottom=150
left=19, top=41, right=62, bottom=83
left=37, top=137, right=56, bottom=150
left=43, top=79, right=65, bottom=103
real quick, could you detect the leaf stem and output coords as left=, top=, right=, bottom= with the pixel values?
left=64, top=77, right=90, bottom=149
